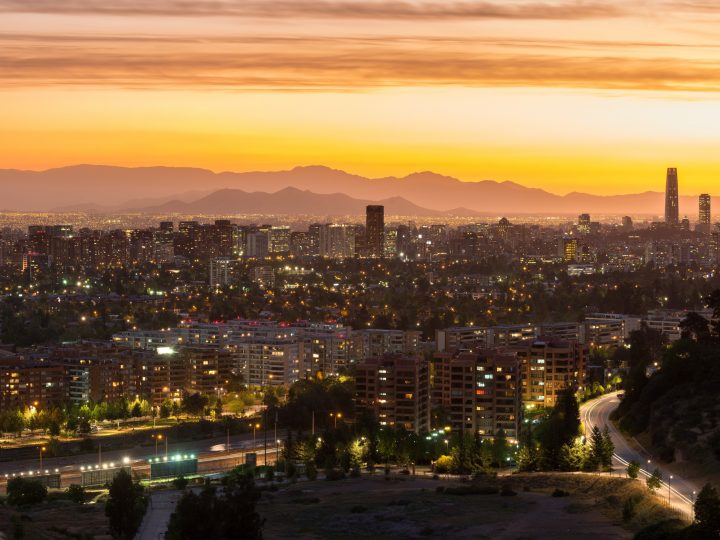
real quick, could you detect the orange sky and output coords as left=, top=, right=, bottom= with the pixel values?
left=2, top=0, right=720, bottom=195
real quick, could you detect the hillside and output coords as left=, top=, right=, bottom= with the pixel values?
left=613, top=320, right=720, bottom=484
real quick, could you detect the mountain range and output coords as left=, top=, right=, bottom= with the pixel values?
left=0, top=164, right=710, bottom=216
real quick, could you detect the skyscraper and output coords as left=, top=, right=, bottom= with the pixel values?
left=365, top=205, right=385, bottom=258
left=699, top=194, right=711, bottom=233
left=665, top=168, right=679, bottom=225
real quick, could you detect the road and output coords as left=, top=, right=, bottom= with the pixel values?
left=1, top=430, right=284, bottom=490
left=581, top=392, right=697, bottom=520
left=135, top=489, right=183, bottom=540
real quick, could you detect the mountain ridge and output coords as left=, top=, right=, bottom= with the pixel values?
left=0, top=164, right=711, bottom=215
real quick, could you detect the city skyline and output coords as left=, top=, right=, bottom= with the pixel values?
left=3, top=1, right=720, bottom=195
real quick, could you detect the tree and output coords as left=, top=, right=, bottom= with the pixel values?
left=679, top=311, right=711, bottom=342
left=166, top=476, right=264, bottom=540
left=539, top=387, right=581, bottom=469
left=694, top=483, right=720, bottom=535
left=105, top=468, right=147, bottom=539
left=588, top=426, right=605, bottom=471
left=646, top=468, right=662, bottom=493
left=66, top=484, right=85, bottom=504
left=558, top=440, right=591, bottom=471
left=182, top=393, right=209, bottom=418
left=597, top=426, right=614, bottom=469
left=626, top=460, right=640, bottom=479
left=6, top=477, right=47, bottom=506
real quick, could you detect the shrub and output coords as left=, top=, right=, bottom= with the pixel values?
left=6, top=478, right=47, bottom=506
left=172, top=476, right=189, bottom=490
left=325, top=469, right=346, bottom=481
left=66, top=484, right=85, bottom=504
left=434, top=455, right=453, bottom=474
left=622, top=497, right=637, bottom=522
left=626, top=460, right=640, bottom=479
left=552, top=489, right=570, bottom=498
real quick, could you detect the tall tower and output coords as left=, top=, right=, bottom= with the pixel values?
left=365, top=205, right=385, bottom=258
left=699, top=194, right=711, bottom=227
left=665, top=168, right=679, bottom=225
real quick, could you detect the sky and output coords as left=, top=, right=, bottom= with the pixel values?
left=2, top=0, right=720, bottom=195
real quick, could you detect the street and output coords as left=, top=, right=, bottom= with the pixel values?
left=580, top=392, right=698, bottom=520
left=1, top=430, right=284, bottom=490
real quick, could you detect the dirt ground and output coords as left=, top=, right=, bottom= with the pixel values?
left=0, top=491, right=111, bottom=540
left=259, top=474, right=637, bottom=540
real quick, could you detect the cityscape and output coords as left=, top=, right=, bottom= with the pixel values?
left=2, top=1, right=720, bottom=540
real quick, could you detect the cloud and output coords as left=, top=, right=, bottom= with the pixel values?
left=2, top=33, right=719, bottom=92
left=0, top=0, right=626, bottom=20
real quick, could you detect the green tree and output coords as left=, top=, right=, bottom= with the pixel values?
left=558, top=440, right=591, bottom=471
left=182, top=393, right=209, bottom=418
left=105, top=468, right=147, bottom=539
left=166, top=476, right=264, bottom=540
left=694, top=483, right=720, bottom=535
left=646, top=468, right=662, bottom=493
left=601, top=426, right=615, bottom=469
left=6, top=477, right=47, bottom=506
left=539, top=387, right=581, bottom=469
left=626, top=460, right=640, bottom=479
left=66, top=484, right=85, bottom=504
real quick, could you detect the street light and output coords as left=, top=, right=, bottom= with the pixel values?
left=251, top=423, right=260, bottom=446
left=153, top=433, right=165, bottom=457
left=330, top=412, right=343, bottom=429
left=39, top=446, right=46, bottom=470
left=444, top=439, right=449, bottom=453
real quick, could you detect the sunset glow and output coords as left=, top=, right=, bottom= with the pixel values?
left=3, top=0, right=720, bottom=195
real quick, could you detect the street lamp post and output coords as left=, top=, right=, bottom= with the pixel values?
left=668, top=475, right=673, bottom=505
left=251, top=423, right=260, bottom=446
left=39, top=446, right=45, bottom=470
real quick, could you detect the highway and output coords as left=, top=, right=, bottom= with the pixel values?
left=580, top=392, right=697, bottom=520
left=1, top=431, right=284, bottom=490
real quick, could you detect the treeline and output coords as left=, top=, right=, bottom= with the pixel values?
left=517, top=388, right=614, bottom=473
left=613, top=291, right=720, bottom=464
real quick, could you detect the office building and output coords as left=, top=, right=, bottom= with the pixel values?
left=209, top=257, right=233, bottom=287
left=665, top=168, right=679, bottom=225
left=365, top=205, right=385, bottom=258
left=698, top=194, right=711, bottom=233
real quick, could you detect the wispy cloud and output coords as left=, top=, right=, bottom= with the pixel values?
left=2, top=33, right=719, bottom=92
left=0, top=0, right=626, bottom=20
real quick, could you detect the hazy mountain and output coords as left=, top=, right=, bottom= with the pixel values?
left=135, top=187, right=451, bottom=216
left=0, top=164, right=710, bottom=215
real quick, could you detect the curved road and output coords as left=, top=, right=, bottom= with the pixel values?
left=580, top=392, right=697, bottom=520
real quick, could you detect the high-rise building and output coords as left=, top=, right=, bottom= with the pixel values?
left=622, top=216, right=633, bottom=231
left=578, top=213, right=591, bottom=235
left=209, top=257, right=233, bottom=287
left=269, top=226, right=291, bottom=254
left=431, top=349, right=522, bottom=442
left=354, top=354, right=429, bottom=433
left=559, top=237, right=578, bottom=262
left=365, top=205, right=384, bottom=258
left=698, top=194, right=711, bottom=233
left=319, top=224, right=355, bottom=258
left=665, top=168, right=679, bottom=225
